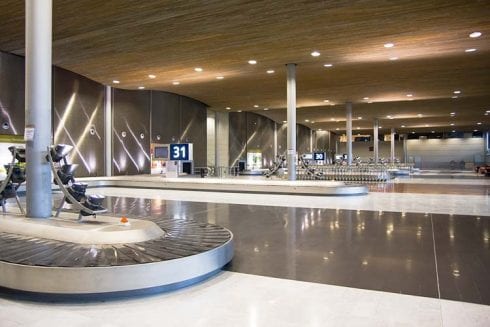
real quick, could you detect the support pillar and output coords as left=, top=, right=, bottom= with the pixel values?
left=373, top=118, right=379, bottom=164
left=25, top=0, right=53, bottom=218
left=390, top=127, right=395, bottom=163
left=286, top=63, right=297, bottom=180
left=345, top=102, right=353, bottom=165
left=104, top=86, right=113, bottom=176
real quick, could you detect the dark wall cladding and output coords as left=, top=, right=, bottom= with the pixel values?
left=151, top=91, right=180, bottom=143
left=246, top=112, right=274, bottom=166
left=53, top=67, right=105, bottom=177
left=180, top=96, right=207, bottom=167
left=150, top=92, right=208, bottom=168
left=113, top=89, right=151, bottom=175
left=0, top=52, right=25, bottom=135
left=229, top=112, right=247, bottom=166
left=297, top=124, right=310, bottom=154
left=229, top=113, right=311, bottom=167
left=0, top=50, right=208, bottom=177
left=277, top=123, right=287, bottom=156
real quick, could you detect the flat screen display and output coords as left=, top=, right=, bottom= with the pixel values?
left=154, top=146, right=169, bottom=159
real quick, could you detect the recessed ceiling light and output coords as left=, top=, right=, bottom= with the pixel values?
left=453, top=90, right=461, bottom=94
left=248, top=60, right=257, bottom=65
left=465, top=48, right=477, bottom=52
left=318, top=128, right=322, bottom=131
left=389, top=57, right=399, bottom=61
left=323, top=99, right=330, bottom=103
left=225, top=107, right=231, bottom=110
left=305, top=119, right=310, bottom=122
left=216, top=76, right=224, bottom=80
left=148, top=74, right=156, bottom=79
left=412, top=131, right=415, bottom=134
left=253, top=105, right=259, bottom=108
left=112, top=80, right=120, bottom=84
left=452, top=130, right=456, bottom=132
left=379, top=126, right=382, bottom=129
left=172, top=81, right=180, bottom=85
left=474, top=129, right=478, bottom=132
left=266, top=70, right=275, bottom=74
left=450, top=112, right=456, bottom=115
left=311, top=51, right=321, bottom=57
left=336, top=128, right=340, bottom=130
left=311, top=121, right=315, bottom=124
left=406, top=94, right=413, bottom=97
left=417, top=114, right=423, bottom=117
left=138, top=86, right=145, bottom=90
left=358, top=116, right=362, bottom=120
left=384, top=43, right=395, bottom=48
left=194, top=67, right=203, bottom=72
left=237, top=110, right=242, bottom=112
left=330, top=118, right=335, bottom=121
left=363, top=97, right=369, bottom=100
left=263, top=108, right=269, bottom=111
left=323, top=64, right=333, bottom=67
left=450, top=123, right=455, bottom=126
left=477, top=122, right=482, bottom=125
left=469, top=32, right=482, bottom=38
left=431, top=131, right=435, bottom=133
left=401, top=125, right=405, bottom=128
left=452, top=96, right=458, bottom=99
left=425, top=124, right=429, bottom=127
left=386, top=115, right=392, bottom=118
left=357, top=127, right=360, bottom=130
left=283, top=120, right=287, bottom=123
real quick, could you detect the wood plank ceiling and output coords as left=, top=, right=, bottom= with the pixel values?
left=0, top=0, right=489, bottom=133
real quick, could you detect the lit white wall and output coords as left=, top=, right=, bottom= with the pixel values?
left=215, top=111, right=229, bottom=167
left=406, top=138, right=485, bottom=169
left=338, top=141, right=404, bottom=161
left=206, top=110, right=215, bottom=167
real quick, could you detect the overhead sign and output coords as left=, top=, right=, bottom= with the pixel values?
left=169, top=143, right=193, bottom=161
left=313, top=152, right=326, bottom=161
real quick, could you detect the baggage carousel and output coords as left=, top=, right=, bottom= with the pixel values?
left=0, top=211, right=233, bottom=296
left=78, top=175, right=369, bottom=196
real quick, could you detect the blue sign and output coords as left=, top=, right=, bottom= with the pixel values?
left=313, top=152, right=325, bottom=161
left=169, top=143, right=193, bottom=161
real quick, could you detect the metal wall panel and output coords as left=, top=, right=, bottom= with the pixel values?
left=180, top=96, right=207, bottom=167
left=246, top=112, right=275, bottom=167
left=277, top=123, right=287, bottom=156
left=53, top=67, right=105, bottom=177
left=297, top=124, right=310, bottom=154
left=0, top=52, right=24, bottom=136
left=150, top=91, right=180, bottom=143
left=113, top=89, right=151, bottom=175
left=229, top=112, right=247, bottom=166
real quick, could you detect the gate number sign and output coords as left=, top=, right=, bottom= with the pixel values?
left=169, top=143, right=193, bottom=161
left=313, top=152, right=325, bottom=160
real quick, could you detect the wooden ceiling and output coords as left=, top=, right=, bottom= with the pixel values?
left=0, top=0, right=489, bottom=133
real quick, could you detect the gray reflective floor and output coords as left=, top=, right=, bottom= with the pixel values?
left=97, top=195, right=490, bottom=305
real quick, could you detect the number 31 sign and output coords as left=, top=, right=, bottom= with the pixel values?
left=169, top=143, right=193, bottom=161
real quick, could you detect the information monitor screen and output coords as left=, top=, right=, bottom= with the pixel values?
left=154, top=146, right=169, bottom=160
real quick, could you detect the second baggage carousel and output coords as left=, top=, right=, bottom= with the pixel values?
left=78, top=175, right=369, bottom=196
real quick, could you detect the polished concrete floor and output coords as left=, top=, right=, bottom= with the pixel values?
left=97, top=195, right=490, bottom=305
left=1, top=176, right=489, bottom=326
